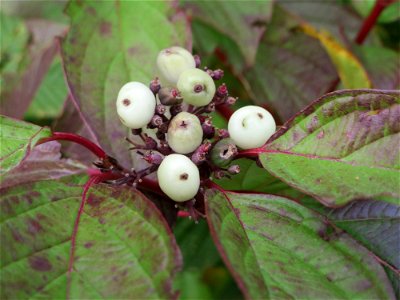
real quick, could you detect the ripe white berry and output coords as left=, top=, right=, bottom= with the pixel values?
left=157, top=154, right=200, bottom=202
left=116, top=82, right=156, bottom=129
left=228, top=106, right=276, bottom=149
left=157, top=46, right=196, bottom=86
left=167, top=112, right=203, bottom=154
left=177, top=68, right=216, bottom=107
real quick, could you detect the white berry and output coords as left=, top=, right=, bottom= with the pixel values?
left=177, top=68, right=216, bottom=107
left=116, top=82, right=156, bottom=129
left=167, top=112, right=203, bottom=154
left=157, top=154, right=200, bottom=202
left=157, top=46, right=196, bottom=86
left=228, top=106, right=276, bottom=149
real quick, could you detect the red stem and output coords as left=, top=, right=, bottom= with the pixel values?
left=236, top=147, right=266, bottom=159
left=37, top=132, right=106, bottom=159
left=216, top=104, right=234, bottom=121
left=66, top=175, right=101, bottom=299
left=177, top=211, right=191, bottom=218
left=355, top=0, right=395, bottom=44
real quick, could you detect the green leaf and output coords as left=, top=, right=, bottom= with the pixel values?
left=260, top=89, right=400, bottom=206
left=205, top=189, right=396, bottom=299
left=1, top=176, right=182, bottom=299
left=61, top=1, right=190, bottom=167
left=173, top=218, right=243, bottom=300
left=25, top=58, right=68, bottom=122
left=181, top=0, right=273, bottom=67
left=0, top=115, right=51, bottom=175
left=243, top=5, right=338, bottom=121
left=354, top=45, right=400, bottom=90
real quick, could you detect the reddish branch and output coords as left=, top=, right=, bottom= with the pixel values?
left=37, top=132, right=106, bottom=159
left=355, top=0, right=396, bottom=44
left=66, top=175, right=100, bottom=299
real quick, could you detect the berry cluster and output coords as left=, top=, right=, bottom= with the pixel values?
left=115, top=46, right=276, bottom=205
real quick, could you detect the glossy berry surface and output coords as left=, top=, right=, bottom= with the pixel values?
left=116, top=82, right=156, bottom=129
left=228, top=105, right=276, bottom=149
left=167, top=112, right=203, bottom=154
left=177, top=68, right=216, bottom=107
left=157, top=154, right=200, bottom=202
left=157, top=46, right=196, bottom=86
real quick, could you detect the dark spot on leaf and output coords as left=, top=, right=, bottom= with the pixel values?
left=99, top=217, right=106, bottom=224
left=84, top=242, right=94, bottom=248
left=27, top=219, right=42, bottom=235
left=11, top=228, right=24, bottom=243
left=317, top=130, right=324, bottom=139
left=85, top=6, right=96, bottom=16
left=29, top=256, right=52, bottom=272
left=326, top=273, right=335, bottom=282
left=355, top=279, right=372, bottom=292
left=99, top=21, right=112, bottom=37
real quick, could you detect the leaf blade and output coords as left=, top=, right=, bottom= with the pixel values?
left=260, top=89, right=400, bottom=206
left=0, top=115, right=51, bottom=175
left=205, top=189, right=396, bottom=299
left=0, top=176, right=182, bottom=299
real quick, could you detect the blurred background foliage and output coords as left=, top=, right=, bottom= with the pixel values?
left=0, top=1, right=398, bottom=299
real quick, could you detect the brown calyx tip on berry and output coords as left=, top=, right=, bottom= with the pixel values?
left=123, top=99, right=131, bottom=106
left=193, top=84, right=204, bottom=93
left=180, top=173, right=189, bottom=180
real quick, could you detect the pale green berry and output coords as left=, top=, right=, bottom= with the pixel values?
left=157, top=154, right=200, bottom=202
left=116, top=82, right=156, bottom=129
left=177, top=68, right=216, bottom=107
left=157, top=46, right=196, bottom=86
left=167, top=112, right=203, bottom=154
left=228, top=106, right=276, bottom=149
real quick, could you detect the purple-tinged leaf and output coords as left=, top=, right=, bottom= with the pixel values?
left=327, top=199, right=400, bottom=269
left=0, top=19, right=66, bottom=118
left=0, top=115, right=51, bottom=175
left=52, top=96, right=98, bottom=165
left=0, top=141, right=85, bottom=189
left=181, top=0, right=273, bottom=67
left=243, top=5, right=338, bottom=121
left=61, top=1, right=191, bottom=168
left=260, top=89, right=400, bottom=206
left=279, top=0, right=363, bottom=43
left=205, top=189, right=395, bottom=299
left=0, top=176, right=182, bottom=299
